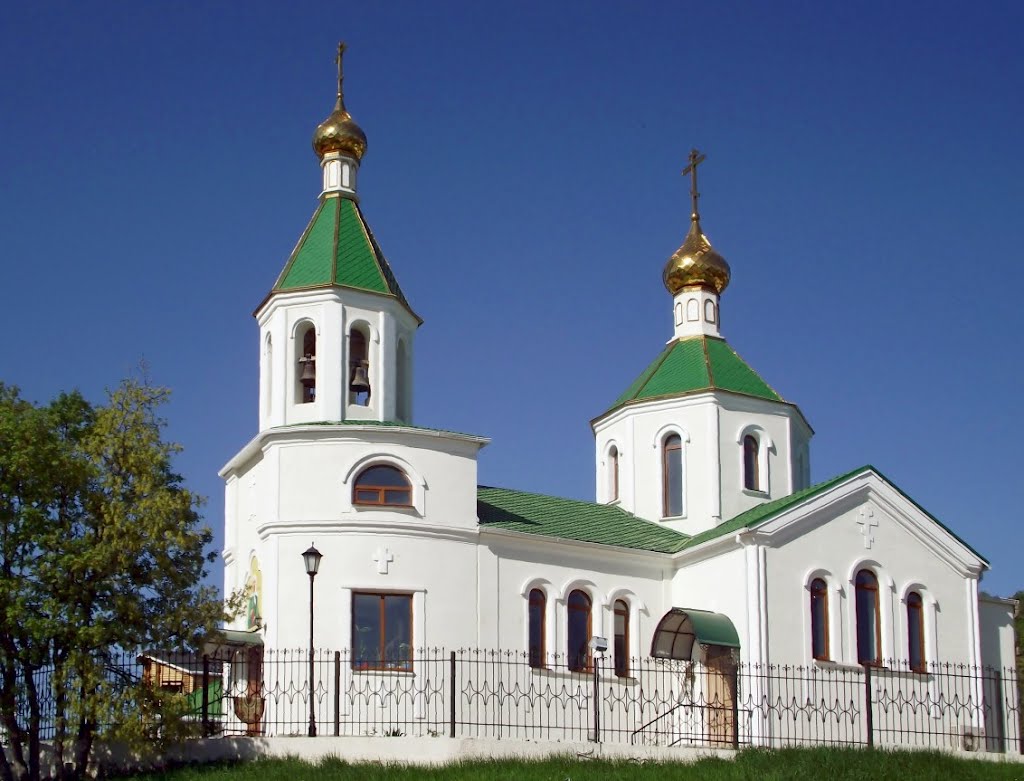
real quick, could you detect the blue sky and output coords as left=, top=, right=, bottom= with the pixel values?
left=2, top=3, right=1022, bottom=596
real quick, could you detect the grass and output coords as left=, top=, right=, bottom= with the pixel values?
left=127, top=748, right=1024, bottom=781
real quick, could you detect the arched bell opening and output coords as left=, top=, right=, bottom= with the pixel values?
left=348, top=325, right=371, bottom=406
left=296, top=324, right=317, bottom=404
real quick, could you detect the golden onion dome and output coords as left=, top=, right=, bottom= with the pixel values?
left=662, top=219, right=731, bottom=295
left=312, top=101, right=367, bottom=161
left=312, top=42, right=367, bottom=162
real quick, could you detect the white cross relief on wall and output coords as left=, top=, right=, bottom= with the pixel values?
left=857, top=508, right=878, bottom=549
left=373, top=546, right=394, bottom=575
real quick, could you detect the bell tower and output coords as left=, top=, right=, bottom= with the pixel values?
left=255, top=43, right=421, bottom=432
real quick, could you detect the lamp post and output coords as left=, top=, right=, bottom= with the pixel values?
left=302, top=543, right=323, bottom=737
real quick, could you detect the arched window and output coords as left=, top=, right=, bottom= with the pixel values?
left=907, top=591, right=925, bottom=672
left=353, top=465, right=412, bottom=507
left=608, top=446, right=619, bottom=502
left=855, top=569, right=881, bottom=665
left=704, top=299, right=716, bottom=323
left=686, top=298, right=699, bottom=321
left=614, top=599, right=629, bottom=677
left=743, top=435, right=760, bottom=491
left=528, top=589, right=546, bottom=668
left=297, top=324, right=316, bottom=404
left=349, top=327, right=371, bottom=405
left=810, top=578, right=829, bottom=661
left=662, top=434, right=683, bottom=517
left=567, top=590, right=592, bottom=672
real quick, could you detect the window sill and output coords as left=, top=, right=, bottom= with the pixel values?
left=742, top=488, right=769, bottom=499
left=350, top=504, right=423, bottom=519
left=812, top=659, right=863, bottom=673
left=660, top=514, right=687, bottom=522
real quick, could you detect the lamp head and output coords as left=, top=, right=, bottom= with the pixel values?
left=302, top=544, right=323, bottom=576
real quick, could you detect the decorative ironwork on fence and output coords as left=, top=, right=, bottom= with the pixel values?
left=11, top=649, right=1022, bottom=754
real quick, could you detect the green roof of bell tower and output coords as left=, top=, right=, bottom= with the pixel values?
left=597, top=336, right=785, bottom=421
left=267, top=195, right=419, bottom=322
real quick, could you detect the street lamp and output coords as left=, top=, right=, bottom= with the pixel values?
left=302, top=543, right=323, bottom=737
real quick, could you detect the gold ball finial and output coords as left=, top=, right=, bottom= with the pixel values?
left=312, top=42, right=367, bottom=161
left=662, top=149, right=731, bottom=295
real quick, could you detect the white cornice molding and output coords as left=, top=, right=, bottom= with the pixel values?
left=256, top=517, right=480, bottom=544
left=593, top=389, right=813, bottom=436
left=220, top=424, right=490, bottom=477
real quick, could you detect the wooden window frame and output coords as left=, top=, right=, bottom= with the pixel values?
left=743, top=435, right=760, bottom=491
left=662, top=434, right=683, bottom=517
left=351, top=591, right=413, bottom=672
left=614, top=599, right=630, bottom=677
left=528, top=589, right=546, bottom=669
left=352, top=465, right=413, bottom=507
left=567, top=590, right=592, bottom=673
left=855, top=569, right=882, bottom=666
left=810, top=578, right=830, bottom=661
left=907, top=591, right=926, bottom=672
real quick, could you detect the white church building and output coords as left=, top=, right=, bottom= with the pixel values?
left=216, top=46, right=1017, bottom=749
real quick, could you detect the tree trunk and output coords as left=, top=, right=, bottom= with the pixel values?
left=0, top=652, right=31, bottom=781
left=71, top=718, right=94, bottom=781
left=23, top=666, right=42, bottom=781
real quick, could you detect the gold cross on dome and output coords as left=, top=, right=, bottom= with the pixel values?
left=335, top=41, right=347, bottom=100
left=681, top=148, right=707, bottom=223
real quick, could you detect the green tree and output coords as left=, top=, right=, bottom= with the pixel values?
left=0, top=378, right=231, bottom=781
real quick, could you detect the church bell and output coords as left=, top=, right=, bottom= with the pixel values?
left=299, top=355, right=316, bottom=387
left=349, top=360, right=371, bottom=394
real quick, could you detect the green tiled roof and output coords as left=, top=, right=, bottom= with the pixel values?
left=476, top=467, right=986, bottom=565
left=477, top=487, right=689, bottom=554
left=600, top=336, right=782, bottom=419
left=271, top=196, right=418, bottom=320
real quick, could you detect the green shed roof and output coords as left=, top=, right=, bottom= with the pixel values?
left=599, top=336, right=782, bottom=420
left=267, top=195, right=418, bottom=321
left=651, top=608, right=741, bottom=658
left=477, top=486, right=689, bottom=554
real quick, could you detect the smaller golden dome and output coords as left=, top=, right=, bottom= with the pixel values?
left=662, top=219, right=731, bottom=295
left=312, top=99, right=367, bottom=161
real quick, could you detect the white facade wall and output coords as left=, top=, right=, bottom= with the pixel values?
left=221, top=426, right=487, bottom=651
left=670, top=548, right=752, bottom=659
left=761, top=484, right=983, bottom=667
left=979, top=596, right=1017, bottom=671
left=482, top=533, right=669, bottom=660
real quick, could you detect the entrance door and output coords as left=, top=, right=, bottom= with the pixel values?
left=704, top=646, right=737, bottom=746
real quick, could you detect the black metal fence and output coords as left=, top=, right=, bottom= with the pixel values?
left=9, top=649, right=1021, bottom=754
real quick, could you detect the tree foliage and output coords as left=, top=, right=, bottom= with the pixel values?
left=0, top=378, right=228, bottom=781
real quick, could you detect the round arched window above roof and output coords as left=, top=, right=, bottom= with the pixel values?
left=353, top=465, right=412, bottom=507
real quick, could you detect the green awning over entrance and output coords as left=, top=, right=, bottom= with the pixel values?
left=650, top=608, right=740, bottom=660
